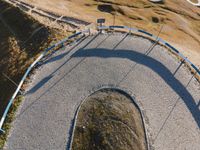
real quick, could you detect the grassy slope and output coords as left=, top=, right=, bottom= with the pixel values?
left=0, top=1, right=47, bottom=113
left=22, top=0, right=200, bottom=68
left=0, top=0, right=69, bottom=128
left=0, top=0, right=70, bottom=148
left=72, top=90, right=146, bottom=150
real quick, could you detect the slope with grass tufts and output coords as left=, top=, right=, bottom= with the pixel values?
left=0, top=0, right=69, bottom=131
left=21, top=0, right=200, bottom=68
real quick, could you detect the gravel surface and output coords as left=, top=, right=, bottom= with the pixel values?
left=5, top=33, right=200, bottom=150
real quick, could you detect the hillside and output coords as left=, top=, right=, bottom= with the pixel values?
left=0, top=0, right=68, bottom=119
left=21, top=0, right=200, bottom=68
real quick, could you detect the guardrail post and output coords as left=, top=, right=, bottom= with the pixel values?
left=129, top=27, right=131, bottom=35
left=0, top=128, right=5, bottom=134
left=61, top=42, right=65, bottom=48
left=97, top=18, right=105, bottom=34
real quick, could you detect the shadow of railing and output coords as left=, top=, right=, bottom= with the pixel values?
left=72, top=48, right=200, bottom=128
left=15, top=33, right=106, bottom=119
left=0, top=29, right=90, bottom=133
left=27, top=33, right=100, bottom=95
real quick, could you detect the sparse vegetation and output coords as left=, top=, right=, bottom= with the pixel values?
left=0, top=0, right=70, bottom=117
left=72, top=89, right=146, bottom=150
left=22, top=0, right=200, bottom=68
left=0, top=0, right=199, bottom=148
left=0, top=95, right=23, bottom=149
left=0, top=1, right=71, bottom=147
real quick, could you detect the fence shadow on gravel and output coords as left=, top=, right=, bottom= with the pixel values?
left=15, top=33, right=102, bottom=119
left=27, top=34, right=99, bottom=94
left=72, top=48, right=200, bottom=128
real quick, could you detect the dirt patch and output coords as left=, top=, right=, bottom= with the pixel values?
left=152, top=16, right=159, bottom=23
left=98, top=4, right=115, bottom=13
left=72, top=89, right=147, bottom=150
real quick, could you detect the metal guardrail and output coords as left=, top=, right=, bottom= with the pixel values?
left=98, top=25, right=200, bottom=76
left=0, top=29, right=90, bottom=133
left=1, top=24, right=199, bottom=134
left=186, top=0, right=200, bottom=7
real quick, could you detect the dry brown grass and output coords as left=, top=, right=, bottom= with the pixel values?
left=0, top=0, right=70, bottom=119
left=22, top=0, right=200, bottom=68
left=72, top=89, right=146, bottom=150
left=0, top=1, right=72, bottom=148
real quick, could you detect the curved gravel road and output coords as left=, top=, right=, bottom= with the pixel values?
left=5, top=33, right=200, bottom=150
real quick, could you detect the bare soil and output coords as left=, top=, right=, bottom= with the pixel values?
left=72, top=89, right=146, bottom=150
